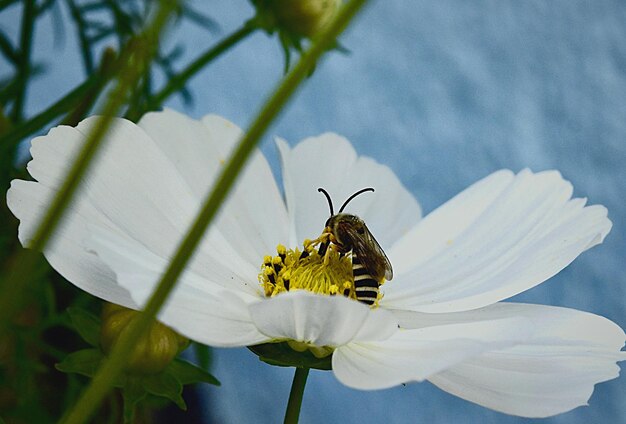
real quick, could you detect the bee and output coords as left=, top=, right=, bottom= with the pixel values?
left=317, top=187, right=393, bottom=305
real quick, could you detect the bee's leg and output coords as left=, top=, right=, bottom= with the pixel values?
left=308, top=231, right=329, bottom=249
left=322, top=236, right=341, bottom=265
left=317, top=240, right=330, bottom=257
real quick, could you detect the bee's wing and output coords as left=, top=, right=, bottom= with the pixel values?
left=344, top=222, right=393, bottom=281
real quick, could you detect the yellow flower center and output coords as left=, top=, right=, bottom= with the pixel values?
left=256, top=236, right=386, bottom=362
left=259, top=238, right=383, bottom=306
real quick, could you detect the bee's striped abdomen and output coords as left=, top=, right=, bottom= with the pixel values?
left=352, top=254, right=379, bottom=306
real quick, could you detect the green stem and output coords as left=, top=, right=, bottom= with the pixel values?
left=0, top=48, right=117, bottom=152
left=59, top=1, right=370, bottom=422
left=1, top=15, right=254, bottom=148
left=284, top=368, right=310, bottom=424
left=12, top=0, right=35, bottom=122
left=0, top=79, right=89, bottom=148
left=123, top=65, right=152, bottom=122
left=0, top=1, right=179, bottom=339
left=66, top=0, right=95, bottom=74
left=0, top=0, right=19, bottom=11
left=61, top=48, right=118, bottom=127
left=147, top=22, right=256, bottom=109
left=61, top=49, right=117, bottom=127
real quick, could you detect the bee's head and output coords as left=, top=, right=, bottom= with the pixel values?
left=326, top=213, right=362, bottom=229
left=318, top=187, right=375, bottom=226
left=326, top=213, right=365, bottom=245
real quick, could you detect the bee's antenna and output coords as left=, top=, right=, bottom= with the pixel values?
left=317, top=188, right=334, bottom=216
left=338, top=187, right=375, bottom=213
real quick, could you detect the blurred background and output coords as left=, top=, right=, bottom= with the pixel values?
left=1, top=0, right=625, bottom=423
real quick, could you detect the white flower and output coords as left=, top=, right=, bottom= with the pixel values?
left=7, top=109, right=625, bottom=418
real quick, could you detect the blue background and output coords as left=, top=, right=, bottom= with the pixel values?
left=2, top=1, right=625, bottom=422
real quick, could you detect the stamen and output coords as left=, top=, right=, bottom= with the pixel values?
left=259, top=241, right=354, bottom=300
left=258, top=235, right=387, bottom=358
left=277, top=244, right=287, bottom=261
left=259, top=229, right=388, bottom=309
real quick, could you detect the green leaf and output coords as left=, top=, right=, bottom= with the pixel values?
left=55, top=348, right=104, bottom=378
left=67, top=307, right=101, bottom=347
left=166, top=358, right=220, bottom=386
left=141, top=373, right=186, bottom=410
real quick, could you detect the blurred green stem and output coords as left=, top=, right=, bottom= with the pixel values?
left=2, top=14, right=255, bottom=145
left=66, top=0, right=95, bottom=74
left=284, top=368, right=310, bottom=424
left=60, top=1, right=370, bottom=422
left=0, top=48, right=118, bottom=154
left=142, top=21, right=257, bottom=114
left=62, top=49, right=119, bottom=127
left=0, top=0, right=180, bottom=337
left=12, top=0, right=35, bottom=122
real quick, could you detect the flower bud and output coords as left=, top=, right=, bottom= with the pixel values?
left=100, top=303, right=189, bottom=375
left=261, top=0, right=341, bottom=37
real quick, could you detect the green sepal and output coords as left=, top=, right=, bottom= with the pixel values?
left=57, top=345, right=218, bottom=414
left=165, top=358, right=220, bottom=386
left=55, top=348, right=103, bottom=378
left=55, top=348, right=123, bottom=387
left=141, top=372, right=186, bottom=410
left=249, top=342, right=332, bottom=370
left=122, top=378, right=146, bottom=422
left=249, top=2, right=322, bottom=74
left=247, top=6, right=277, bottom=34
left=193, top=342, right=213, bottom=370
left=332, top=40, right=350, bottom=55
left=67, top=307, right=101, bottom=347
left=119, top=369, right=189, bottom=415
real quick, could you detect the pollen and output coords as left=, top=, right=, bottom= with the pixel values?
left=260, top=241, right=356, bottom=300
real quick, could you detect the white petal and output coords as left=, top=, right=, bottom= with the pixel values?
left=383, top=169, right=612, bottom=312
left=137, top=110, right=237, bottom=198
left=333, top=316, right=533, bottom=390
left=388, top=170, right=514, bottom=275
left=276, top=135, right=421, bottom=249
left=87, top=227, right=268, bottom=347
left=138, top=110, right=289, bottom=266
left=9, top=113, right=278, bottom=304
left=248, top=291, right=398, bottom=347
left=28, top=116, right=199, bottom=259
left=6, top=180, right=136, bottom=308
left=10, top=116, right=200, bottom=305
left=424, top=303, right=626, bottom=418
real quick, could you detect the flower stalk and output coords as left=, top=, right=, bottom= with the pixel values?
left=59, top=1, right=370, bottom=422
left=146, top=22, right=258, bottom=112
left=0, top=48, right=117, bottom=150
left=284, top=367, right=310, bottom=424
left=12, top=0, right=35, bottom=122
